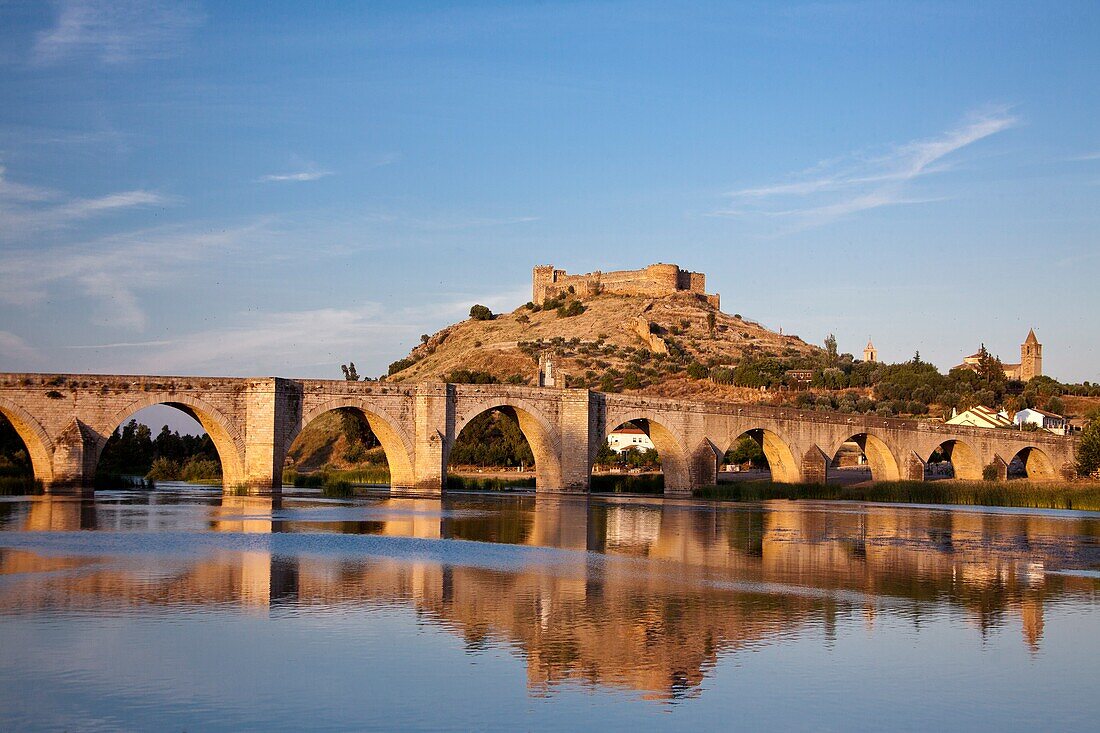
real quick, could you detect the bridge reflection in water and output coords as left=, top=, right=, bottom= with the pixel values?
left=1, top=494, right=1097, bottom=700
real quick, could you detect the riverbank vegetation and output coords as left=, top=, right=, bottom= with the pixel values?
left=694, top=480, right=1100, bottom=511
left=96, top=420, right=221, bottom=483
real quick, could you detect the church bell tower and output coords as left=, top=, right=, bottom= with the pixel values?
left=1021, top=329, right=1042, bottom=382
left=863, top=338, right=878, bottom=363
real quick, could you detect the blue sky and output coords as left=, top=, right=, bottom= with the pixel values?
left=2, top=0, right=1099, bottom=389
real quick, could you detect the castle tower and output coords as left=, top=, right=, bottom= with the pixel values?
left=863, top=338, right=878, bottom=363
left=532, top=265, right=556, bottom=303
left=1021, top=328, right=1042, bottom=382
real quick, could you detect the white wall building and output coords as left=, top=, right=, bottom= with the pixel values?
left=945, top=405, right=1014, bottom=429
left=1014, top=408, right=1068, bottom=435
left=607, top=425, right=655, bottom=453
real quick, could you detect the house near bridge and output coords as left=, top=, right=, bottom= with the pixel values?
left=946, top=406, right=1014, bottom=429
left=1014, top=408, right=1068, bottom=436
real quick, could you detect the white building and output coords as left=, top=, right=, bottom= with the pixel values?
left=1014, top=408, right=1068, bottom=435
left=946, top=405, right=1014, bottom=429
left=607, top=425, right=655, bottom=453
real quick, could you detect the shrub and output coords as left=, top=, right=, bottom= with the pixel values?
left=982, top=463, right=1001, bottom=481
left=469, top=304, right=493, bottom=321
left=388, top=358, right=414, bottom=376
left=557, top=300, right=586, bottom=318
left=516, top=313, right=529, bottom=324
left=1078, top=417, right=1100, bottom=477
left=686, top=362, right=709, bottom=379
left=710, top=367, right=734, bottom=385
left=146, top=457, right=180, bottom=480
left=180, top=458, right=220, bottom=482
left=445, top=369, right=498, bottom=384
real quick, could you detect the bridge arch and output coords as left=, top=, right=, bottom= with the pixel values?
left=97, top=394, right=246, bottom=490
left=599, top=410, right=690, bottom=492
left=924, top=439, right=983, bottom=481
left=288, top=398, right=416, bottom=489
left=450, top=397, right=562, bottom=490
left=722, top=427, right=800, bottom=483
left=0, top=396, right=55, bottom=485
left=1007, top=445, right=1057, bottom=481
left=828, top=432, right=901, bottom=483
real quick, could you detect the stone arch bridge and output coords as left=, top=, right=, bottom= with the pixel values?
left=0, top=373, right=1078, bottom=494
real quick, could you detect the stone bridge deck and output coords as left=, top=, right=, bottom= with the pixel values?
left=0, top=372, right=1078, bottom=495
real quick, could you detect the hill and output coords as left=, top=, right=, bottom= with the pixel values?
left=385, top=290, right=820, bottom=398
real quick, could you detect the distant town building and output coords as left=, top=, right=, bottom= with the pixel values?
left=954, top=329, right=1042, bottom=381
left=607, top=425, right=656, bottom=453
left=537, top=353, right=564, bottom=388
left=1014, top=408, right=1067, bottom=435
left=946, top=405, right=1014, bottom=429
left=863, top=338, right=878, bottom=363
left=785, top=369, right=814, bottom=386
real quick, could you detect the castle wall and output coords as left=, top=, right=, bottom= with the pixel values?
left=532, top=264, right=718, bottom=308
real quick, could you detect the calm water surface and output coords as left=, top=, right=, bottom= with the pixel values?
left=1, top=486, right=1098, bottom=731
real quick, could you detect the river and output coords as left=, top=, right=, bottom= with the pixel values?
left=1, top=486, right=1098, bottom=731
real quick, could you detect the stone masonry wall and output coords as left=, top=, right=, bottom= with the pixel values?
left=0, top=372, right=1080, bottom=494
left=532, top=263, right=720, bottom=309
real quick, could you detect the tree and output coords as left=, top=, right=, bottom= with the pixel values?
left=341, top=362, right=360, bottom=381
left=469, top=304, right=493, bottom=321
left=725, top=436, right=767, bottom=468
left=975, top=344, right=1005, bottom=384
left=387, top=358, right=414, bottom=376
left=824, top=333, right=838, bottom=361
left=593, top=441, right=618, bottom=467
left=686, top=362, right=708, bottom=379
left=706, top=312, right=717, bottom=336
left=1076, top=417, right=1100, bottom=477
left=912, top=351, right=922, bottom=365
left=1044, top=395, right=1065, bottom=415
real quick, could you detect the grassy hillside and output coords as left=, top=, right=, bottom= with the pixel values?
left=386, top=290, right=819, bottom=396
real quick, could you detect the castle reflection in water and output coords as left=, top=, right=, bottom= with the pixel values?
left=1, top=493, right=1097, bottom=700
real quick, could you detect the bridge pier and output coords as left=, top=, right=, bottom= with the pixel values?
left=558, top=389, right=594, bottom=493
left=412, top=383, right=448, bottom=496
left=238, top=378, right=297, bottom=496
left=988, top=455, right=1009, bottom=482
left=800, top=446, right=830, bottom=485
left=904, top=452, right=926, bottom=482
left=47, top=418, right=98, bottom=491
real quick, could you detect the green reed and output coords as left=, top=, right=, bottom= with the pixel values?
left=694, top=480, right=1100, bottom=511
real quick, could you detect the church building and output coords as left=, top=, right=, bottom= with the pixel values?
left=954, top=329, right=1042, bottom=382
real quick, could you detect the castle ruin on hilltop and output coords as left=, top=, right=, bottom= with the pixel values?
left=532, top=263, right=720, bottom=310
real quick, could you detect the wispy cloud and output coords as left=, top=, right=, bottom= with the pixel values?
left=0, top=163, right=170, bottom=238
left=0, top=220, right=271, bottom=331
left=1070, top=151, right=1100, bottom=161
left=257, top=170, right=334, bottom=183
left=372, top=151, right=402, bottom=167
left=66, top=339, right=174, bottom=349
left=0, top=331, right=44, bottom=369
left=715, top=107, right=1018, bottom=229
left=33, top=0, right=204, bottom=65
